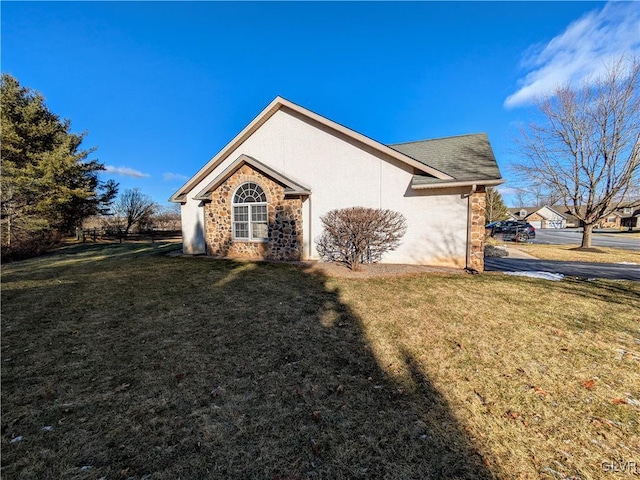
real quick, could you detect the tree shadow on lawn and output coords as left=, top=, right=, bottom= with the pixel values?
left=1, top=246, right=494, bottom=479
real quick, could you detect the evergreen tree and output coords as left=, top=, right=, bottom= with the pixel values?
left=485, top=186, right=509, bottom=223
left=1, top=74, right=118, bottom=252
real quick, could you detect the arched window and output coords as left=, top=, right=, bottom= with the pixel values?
left=232, top=182, right=268, bottom=241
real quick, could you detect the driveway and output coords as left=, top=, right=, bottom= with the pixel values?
left=485, top=257, right=640, bottom=281
left=533, top=229, right=640, bottom=251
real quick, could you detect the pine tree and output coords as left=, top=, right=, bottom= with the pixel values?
left=485, top=186, right=509, bottom=223
left=1, top=74, right=118, bottom=253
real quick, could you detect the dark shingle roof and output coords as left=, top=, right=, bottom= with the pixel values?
left=389, top=133, right=502, bottom=182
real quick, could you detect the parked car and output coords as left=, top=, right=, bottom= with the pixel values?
left=486, top=220, right=536, bottom=242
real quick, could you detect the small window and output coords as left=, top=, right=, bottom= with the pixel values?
left=232, top=182, right=268, bottom=241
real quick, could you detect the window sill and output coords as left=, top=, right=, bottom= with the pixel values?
left=232, top=238, right=268, bottom=243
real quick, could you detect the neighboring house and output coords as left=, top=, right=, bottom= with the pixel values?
left=555, top=203, right=640, bottom=229
left=560, top=210, right=581, bottom=228
left=599, top=213, right=622, bottom=229
left=618, top=205, right=640, bottom=229
left=170, top=97, right=503, bottom=271
left=507, top=206, right=566, bottom=229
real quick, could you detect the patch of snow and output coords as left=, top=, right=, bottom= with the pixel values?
left=42, top=426, right=53, bottom=432
left=616, top=262, right=638, bottom=265
left=505, top=271, right=565, bottom=281
left=10, top=436, right=23, bottom=443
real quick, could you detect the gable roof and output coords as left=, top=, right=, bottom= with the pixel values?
left=508, top=206, right=567, bottom=220
left=193, top=154, right=311, bottom=201
left=171, top=97, right=502, bottom=202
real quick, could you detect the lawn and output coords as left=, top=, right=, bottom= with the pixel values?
left=2, top=244, right=639, bottom=479
left=512, top=243, right=640, bottom=264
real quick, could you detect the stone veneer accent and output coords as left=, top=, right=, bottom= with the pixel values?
left=470, top=190, right=486, bottom=272
left=203, top=164, right=304, bottom=261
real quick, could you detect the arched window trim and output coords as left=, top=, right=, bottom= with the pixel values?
left=232, top=182, right=268, bottom=242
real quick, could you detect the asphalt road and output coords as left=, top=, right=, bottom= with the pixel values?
left=485, top=258, right=640, bottom=281
left=532, top=229, right=640, bottom=251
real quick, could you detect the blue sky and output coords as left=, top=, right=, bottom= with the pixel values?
left=2, top=1, right=639, bottom=206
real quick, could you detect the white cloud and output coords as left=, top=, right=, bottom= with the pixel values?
left=505, top=1, right=640, bottom=108
left=104, top=165, right=151, bottom=178
left=163, top=172, right=188, bottom=181
left=496, top=185, right=520, bottom=196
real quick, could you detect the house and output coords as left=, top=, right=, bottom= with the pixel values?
left=618, top=205, right=640, bottom=229
left=170, top=97, right=503, bottom=271
left=555, top=203, right=640, bottom=229
left=560, top=210, right=581, bottom=228
left=598, top=212, right=622, bottom=229
left=507, top=206, right=566, bottom=228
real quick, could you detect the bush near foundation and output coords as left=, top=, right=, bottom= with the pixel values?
left=316, top=207, right=407, bottom=271
left=484, top=244, right=509, bottom=258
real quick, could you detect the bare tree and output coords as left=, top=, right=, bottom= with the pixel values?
left=485, top=187, right=509, bottom=223
left=514, top=188, right=529, bottom=209
left=316, top=207, right=407, bottom=271
left=114, top=188, right=156, bottom=235
left=510, top=183, right=563, bottom=211
left=515, top=57, right=640, bottom=248
left=152, top=203, right=182, bottom=231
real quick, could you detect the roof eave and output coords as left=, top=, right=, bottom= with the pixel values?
left=276, top=98, right=453, bottom=179
left=170, top=96, right=454, bottom=202
left=193, top=154, right=312, bottom=201
left=411, top=178, right=504, bottom=190
left=170, top=97, right=284, bottom=202
left=541, top=206, right=567, bottom=219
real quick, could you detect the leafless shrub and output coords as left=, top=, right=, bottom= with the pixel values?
left=316, top=207, right=407, bottom=271
left=152, top=203, right=181, bottom=231
left=484, top=244, right=509, bottom=258
left=0, top=229, right=63, bottom=262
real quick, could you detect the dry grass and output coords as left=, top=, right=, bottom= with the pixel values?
left=514, top=243, right=640, bottom=264
left=2, top=243, right=639, bottom=479
left=597, top=232, right=640, bottom=239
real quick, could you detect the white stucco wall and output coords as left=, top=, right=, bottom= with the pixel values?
left=537, top=206, right=566, bottom=228
left=180, top=108, right=470, bottom=266
left=180, top=200, right=206, bottom=254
